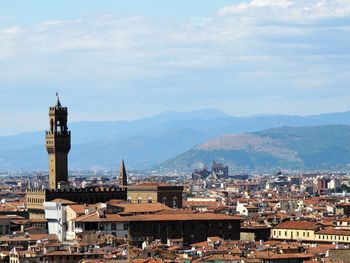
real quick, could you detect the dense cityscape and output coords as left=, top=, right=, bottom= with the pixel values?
left=1, top=0, right=350, bottom=262
left=0, top=98, right=348, bottom=263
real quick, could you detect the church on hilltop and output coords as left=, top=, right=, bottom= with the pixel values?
left=26, top=95, right=183, bottom=219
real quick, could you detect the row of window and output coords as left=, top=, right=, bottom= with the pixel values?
left=127, top=197, right=153, bottom=203
left=74, top=222, right=128, bottom=231
left=273, top=230, right=310, bottom=238
left=27, top=197, right=44, bottom=204
left=127, top=196, right=178, bottom=208
left=141, top=222, right=232, bottom=232
left=273, top=230, right=350, bottom=242
left=316, top=234, right=350, bottom=241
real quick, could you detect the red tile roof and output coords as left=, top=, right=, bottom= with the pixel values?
left=74, top=211, right=241, bottom=223
left=274, top=221, right=320, bottom=230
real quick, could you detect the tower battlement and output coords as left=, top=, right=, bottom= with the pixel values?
left=26, top=188, right=47, bottom=193
left=45, top=131, right=71, bottom=136
left=49, top=106, right=67, bottom=112
left=46, top=187, right=123, bottom=194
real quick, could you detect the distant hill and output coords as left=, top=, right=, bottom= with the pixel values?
left=1, top=109, right=350, bottom=171
left=160, top=125, right=350, bottom=171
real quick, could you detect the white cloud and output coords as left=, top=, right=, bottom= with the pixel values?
left=218, top=0, right=350, bottom=21
left=4, top=26, right=23, bottom=34
left=44, top=19, right=82, bottom=26
left=250, top=0, right=294, bottom=8
left=0, top=0, right=350, bottom=134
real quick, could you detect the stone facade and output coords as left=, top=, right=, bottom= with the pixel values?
left=127, top=214, right=241, bottom=246
left=127, top=184, right=183, bottom=208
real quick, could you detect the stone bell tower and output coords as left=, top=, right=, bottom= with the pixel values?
left=45, top=94, right=71, bottom=190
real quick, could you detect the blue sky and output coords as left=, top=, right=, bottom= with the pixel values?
left=1, top=0, right=350, bottom=135
left=1, top=1, right=242, bottom=22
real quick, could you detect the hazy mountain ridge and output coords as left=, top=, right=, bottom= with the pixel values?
left=1, top=109, right=350, bottom=171
left=195, top=134, right=301, bottom=162
left=161, top=125, right=350, bottom=171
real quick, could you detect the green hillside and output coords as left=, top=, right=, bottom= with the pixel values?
left=160, top=125, right=350, bottom=171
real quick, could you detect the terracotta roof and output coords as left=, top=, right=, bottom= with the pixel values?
left=204, top=254, right=241, bottom=261
left=124, top=213, right=241, bottom=222
left=259, top=253, right=314, bottom=259
left=208, top=236, right=222, bottom=242
left=111, top=203, right=170, bottom=214
left=316, top=229, right=350, bottom=236
left=274, top=221, right=320, bottom=230
left=74, top=212, right=241, bottom=223
left=67, top=204, right=87, bottom=214
left=306, top=244, right=336, bottom=255
left=44, top=251, right=103, bottom=256
left=156, top=209, right=197, bottom=215
left=50, top=198, right=77, bottom=204
left=0, top=233, right=58, bottom=242
left=106, top=199, right=125, bottom=205
left=184, top=201, right=222, bottom=210
left=133, top=259, right=167, bottom=263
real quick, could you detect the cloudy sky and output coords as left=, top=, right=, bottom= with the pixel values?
left=1, top=0, right=350, bottom=135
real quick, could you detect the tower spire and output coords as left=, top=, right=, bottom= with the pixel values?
left=118, top=159, right=127, bottom=187
left=56, top=92, right=62, bottom=108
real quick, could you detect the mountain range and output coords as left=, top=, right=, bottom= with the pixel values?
left=1, top=109, right=350, bottom=171
left=161, top=125, right=350, bottom=171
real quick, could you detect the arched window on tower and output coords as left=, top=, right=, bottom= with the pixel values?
left=147, top=197, right=152, bottom=203
left=137, top=197, right=142, bottom=204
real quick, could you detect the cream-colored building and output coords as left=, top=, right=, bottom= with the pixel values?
left=271, top=221, right=319, bottom=241
left=65, top=204, right=87, bottom=241
left=272, top=221, right=350, bottom=244
left=315, top=229, right=350, bottom=243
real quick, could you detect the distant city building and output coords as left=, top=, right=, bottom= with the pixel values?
left=191, top=168, right=210, bottom=180
left=236, top=202, right=259, bottom=217
left=211, top=161, right=229, bottom=179
left=191, top=161, right=229, bottom=180
left=317, top=178, right=329, bottom=195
